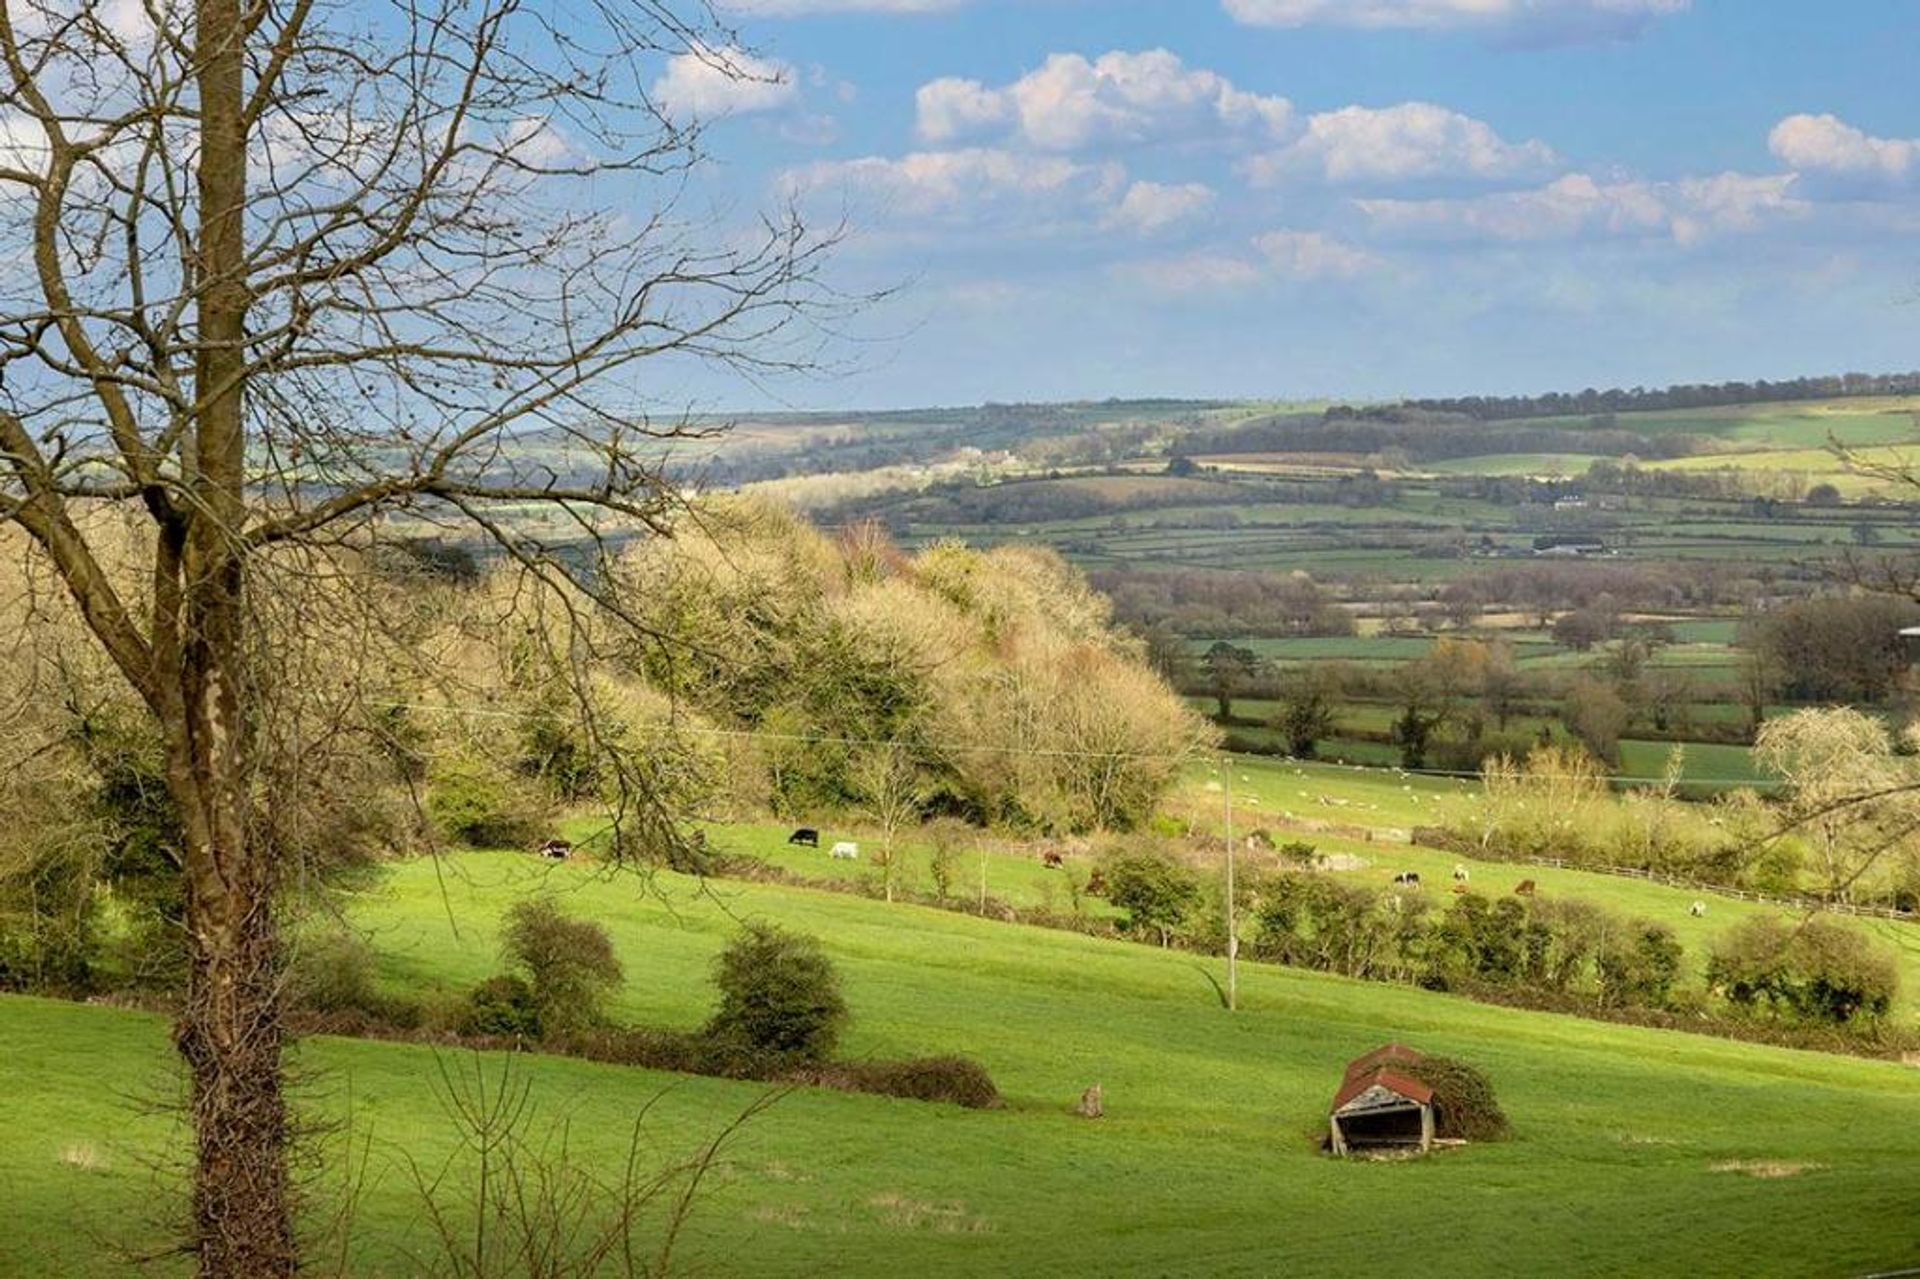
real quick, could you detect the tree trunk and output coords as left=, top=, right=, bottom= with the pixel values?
left=174, top=0, right=294, bottom=1269
left=174, top=818, right=293, bottom=1275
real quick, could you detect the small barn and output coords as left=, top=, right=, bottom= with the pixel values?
left=1328, top=1043, right=1435, bottom=1156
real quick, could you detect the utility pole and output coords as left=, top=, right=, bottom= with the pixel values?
left=1224, top=758, right=1238, bottom=1012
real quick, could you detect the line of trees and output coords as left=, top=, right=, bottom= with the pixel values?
left=1398, top=371, right=1920, bottom=422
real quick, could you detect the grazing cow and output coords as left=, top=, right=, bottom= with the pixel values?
left=788, top=828, right=820, bottom=848
left=1689, top=900, right=1708, bottom=918
left=1086, top=870, right=1107, bottom=896
left=1514, top=879, right=1537, bottom=897
left=1452, top=864, right=1470, bottom=883
left=1392, top=871, right=1421, bottom=886
left=1452, top=882, right=1469, bottom=895
left=830, top=841, right=859, bottom=860
left=1042, top=851, right=1065, bottom=869
left=536, top=839, right=572, bottom=860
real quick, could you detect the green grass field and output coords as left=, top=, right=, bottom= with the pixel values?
left=7, top=847, right=1920, bottom=1276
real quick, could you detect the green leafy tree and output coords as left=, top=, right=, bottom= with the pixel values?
left=1275, top=669, right=1340, bottom=758
left=706, top=925, right=850, bottom=1064
left=1103, top=852, right=1201, bottom=945
left=1202, top=642, right=1262, bottom=720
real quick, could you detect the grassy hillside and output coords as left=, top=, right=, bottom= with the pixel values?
left=9, top=850, right=1920, bottom=1276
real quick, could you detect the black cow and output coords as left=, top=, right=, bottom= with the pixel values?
left=1392, top=871, right=1421, bottom=886
left=788, top=828, right=820, bottom=848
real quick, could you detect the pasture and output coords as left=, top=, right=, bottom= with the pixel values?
left=6, top=847, right=1920, bottom=1276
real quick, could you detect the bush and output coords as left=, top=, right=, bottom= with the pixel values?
left=1403, top=1055, right=1510, bottom=1141
left=1596, top=921, right=1682, bottom=1009
left=427, top=755, right=554, bottom=849
left=461, top=974, right=541, bottom=1037
left=1433, top=894, right=1529, bottom=987
left=1101, top=851, right=1200, bottom=944
left=705, top=924, right=848, bottom=1065
left=834, top=1056, right=1001, bottom=1109
left=1708, top=916, right=1897, bottom=1025
left=1254, top=872, right=1430, bottom=983
left=286, top=931, right=419, bottom=1027
left=500, top=899, right=625, bottom=1037
left=925, top=819, right=967, bottom=902
left=1276, top=840, right=1317, bottom=866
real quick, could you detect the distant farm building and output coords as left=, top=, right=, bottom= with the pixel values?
left=1532, top=534, right=1607, bottom=558
left=1329, top=1043, right=1435, bottom=1156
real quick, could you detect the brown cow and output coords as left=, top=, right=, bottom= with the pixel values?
left=1042, top=850, right=1065, bottom=869
left=1515, top=879, right=1537, bottom=896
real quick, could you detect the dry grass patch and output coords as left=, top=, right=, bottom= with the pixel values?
left=867, top=1192, right=992, bottom=1234
left=58, top=1143, right=106, bottom=1172
left=1710, top=1160, right=1826, bottom=1179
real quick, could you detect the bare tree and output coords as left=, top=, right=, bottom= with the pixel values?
left=855, top=741, right=923, bottom=904
left=0, top=1, right=831, bottom=1271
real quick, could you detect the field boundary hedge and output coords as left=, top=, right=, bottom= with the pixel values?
left=1411, top=827, right=1920, bottom=924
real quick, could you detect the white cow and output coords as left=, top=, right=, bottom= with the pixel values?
left=1689, top=900, right=1707, bottom=918
left=830, top=841, right=860, bottom=860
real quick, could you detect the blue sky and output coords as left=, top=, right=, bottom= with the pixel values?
left=654, top=1, right=1920, bottom=409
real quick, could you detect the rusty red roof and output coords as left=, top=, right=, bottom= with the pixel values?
left=1342, top=1043, right=1425, bottom=1083
left=1332, top=1044, right=1434, bottom=1113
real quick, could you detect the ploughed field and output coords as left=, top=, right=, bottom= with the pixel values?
left=5, top=831, right=1920, bottom=1276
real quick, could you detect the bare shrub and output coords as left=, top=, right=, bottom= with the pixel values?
left=394, top=1054, right=780, bottom=1277
left=287, top=932, right=419, bottom=1029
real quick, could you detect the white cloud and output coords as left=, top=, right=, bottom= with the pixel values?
left=1222, top=0, right=1688, bottom=44
left=782, top=147, right=1126, bottom=225
left=1245, top=102, right=1557, bottom=185
left=914, top=50, right=1292, bottom=150
left=916, top=77, right=1015, bottom=145
left=1253, top=229, right=1383, bottom=277
left=1769, top=113, right=1917, bottom=184
left=1104, top=181, right=1216, bottom=234
left=653, top=47, right=799, bottom=120
left=1115, top=252, right=1267, bottom=295
left=1118, top=229, right=1384, bottom=296
left=1358, top=171, right=1803, bottom=245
